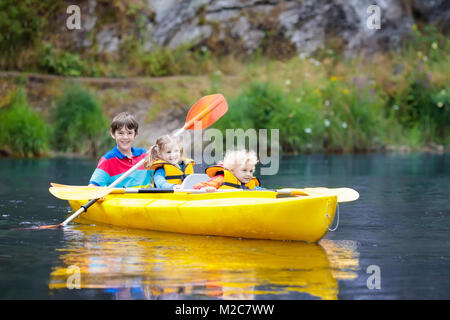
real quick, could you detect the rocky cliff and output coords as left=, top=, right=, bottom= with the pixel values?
left=65, top=0, right=448, bottom=57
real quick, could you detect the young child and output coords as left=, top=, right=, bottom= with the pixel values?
left=88, top=112, right=151, bottom=188
left=194, top=149, right=263, bottom=191
left=144, top=134, right=194, bottom=190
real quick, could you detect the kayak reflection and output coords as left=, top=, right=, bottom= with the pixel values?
left=49, top=224, right=359, bottom=300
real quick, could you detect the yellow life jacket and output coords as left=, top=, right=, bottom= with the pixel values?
left=205, top=166, right=260, bottom=190
left=150, top=158, right=195, bottom=186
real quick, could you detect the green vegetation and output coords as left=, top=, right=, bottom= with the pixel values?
left=39, top=43, right=93, bottom=77
left=0, top=0, right=214, bottom=77
left=52, top=84, right=110, bottom=156
left=0, top=83, right=112, bottom=158
left=0, top=12, right=448, bottom=156
left=123, top=41, right=214, bottom=77
left=0, top=88, right=49, bottom=157
left=386, top=25, right=450, bottom=147
left=213, top=25, right=449, bottom=153
left=214, top=79, right=386, bottom=153
left=0, top=0, right=42, bottom=60
left=398, top=75, right=449, bottom=145
left=0, top=0, right=64, bottom=69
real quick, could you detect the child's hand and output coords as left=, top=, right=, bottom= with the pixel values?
left=202, top=186, right=217, bottom=192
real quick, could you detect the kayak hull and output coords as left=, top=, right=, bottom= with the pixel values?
left=68, top=191, right=337, bottom=242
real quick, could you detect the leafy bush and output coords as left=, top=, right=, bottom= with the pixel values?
left=0, top=88, right=49, bottom=157
left=0, top=0, right=42, bottom=58
left=39, top=43, right=88, bottom=77
left=123, top=39, right=214, bottom=77
left=52, top=84, right=110, bottom=156
left=399, top=74, right=450, bottom=144
left=141, top=46, right=179, bottom=76
left=214, top=77, right=390, bottom=153
left=321, top=76, right=386, bottom=152
left=215, top=82, right=324, bottom=153
left=407, top=25, right=449, bottom=64
left=0, top=0, right=64, bottom=68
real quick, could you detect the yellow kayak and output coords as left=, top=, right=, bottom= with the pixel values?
left=68, top=190, right=337, bottom=242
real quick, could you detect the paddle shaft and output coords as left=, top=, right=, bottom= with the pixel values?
left=61, top=189, right=189, bottom=226
left=61, top=199, right=97, bottom=226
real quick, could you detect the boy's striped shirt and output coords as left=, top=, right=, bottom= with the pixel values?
left=89, top=146, right=152, bottom=188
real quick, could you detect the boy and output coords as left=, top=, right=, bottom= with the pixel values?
left=88, top=112, right=151, bottom=188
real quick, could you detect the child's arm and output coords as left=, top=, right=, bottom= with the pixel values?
left=194, top=174, right=224, bottom=190
left=153, top=168, right=178, bottom=189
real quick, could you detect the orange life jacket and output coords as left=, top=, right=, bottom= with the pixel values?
left=205, top=166, right=260, bottom=190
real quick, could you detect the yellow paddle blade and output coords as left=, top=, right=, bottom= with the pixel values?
left=303, top=187, right=359, bottom=202
left=50, top=182, right=68, bottom=187
left=49, top=186, right=124, bottom=200
left=50, top=183, right=359, bottom=202
left=279, top=187, right=359, bottom=203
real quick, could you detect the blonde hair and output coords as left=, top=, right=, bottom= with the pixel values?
left=223, top=149, right=258, bottom=171
left=144, top=134, right=184, bottom=169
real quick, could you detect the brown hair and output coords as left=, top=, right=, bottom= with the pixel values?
left=110, top=112, right=139, bottom=135
left=144, top=135, right=184, bottom=169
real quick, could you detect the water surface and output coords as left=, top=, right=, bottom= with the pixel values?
left=0, top=153, right=449, bottom=299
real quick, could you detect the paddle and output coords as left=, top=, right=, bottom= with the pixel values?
left=48, top=184, right=359, bottom=203
left=35, top=94, right=228, bottom=229
left=277, top=187, right=359, bottom=203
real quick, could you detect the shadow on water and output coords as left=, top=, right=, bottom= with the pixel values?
left=48, top=224, right=359, bottom=300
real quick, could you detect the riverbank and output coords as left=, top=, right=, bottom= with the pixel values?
left=1, top=26, right=449, bottom=158
left=0, top=146, right=446, bottom=160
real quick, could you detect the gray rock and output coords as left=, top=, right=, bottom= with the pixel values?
left=231, top=16, right=265, bottom=53
left=73, top=0, right=448, bottom=55
left=412, top=0, right=450, bottom=31
left=167, top=21, right=213, bottom=49
left=148, top=0, right=209, bottom=46
left=96, top=27, right=121, bottom=53
left=84, top=0, right=97, bottom=31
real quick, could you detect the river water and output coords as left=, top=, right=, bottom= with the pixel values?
left=0, top=153, right=449, bottom=299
